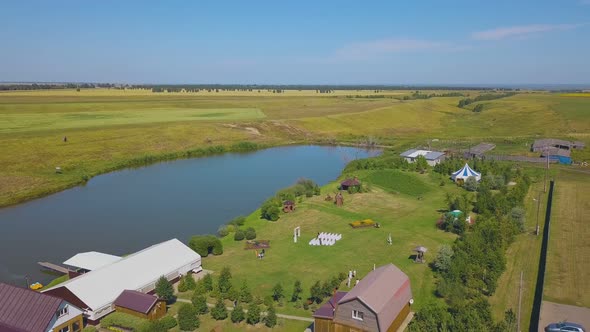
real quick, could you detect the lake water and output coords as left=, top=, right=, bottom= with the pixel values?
left=0, top=145, right=378, bottom=285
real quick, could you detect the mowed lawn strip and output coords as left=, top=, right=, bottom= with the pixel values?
left=489, top=179, right=546, bottom=331
left=544, top=170, right=590, bottom=307
left=203, top=170, right=456, bottom=317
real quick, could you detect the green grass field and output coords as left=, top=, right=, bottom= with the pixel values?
left=544, top=169, right=590, bottom=307
left=201, top=170, right=457, bottom=318
left=1, top=89, right=589, bottom=207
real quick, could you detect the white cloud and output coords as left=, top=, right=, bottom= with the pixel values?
left=472, top=23, right=584, bottom=40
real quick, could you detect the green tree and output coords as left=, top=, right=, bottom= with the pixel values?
left=245, top=227, right=257, bottom=240
left=178, top=274, right=196, bottom=292
left=155, top=276, right=174, bottom=302
left=291, top=280, right=302, bottom=302
left=234, top=229, right=245, bottom=241
left=231, top=303, right=246, bottom=323
left=203, top=273, right=213, bottom=292
left=239, top=281, right=253, bottom=303
left=260, top=199, right=280, bottom=221
left=433, top=245, right=454, bottom=273
left=464, top=176, right=479, bottom=191
left=309, top=280, right=323, bottom=304
left=246, top=303, right=261, bottom=325
left=415, top=155, right=429, bottom=172
left=218, top=267, right=232, bottom=293
left=191, top=294, right=208, bottom=315
left=177, top=303, right=199, bottom=330
left=211, top=296, right=228, bottom=320
left=272, top=283, right=284, bottom=302
left=265, top=304, right=277, bottom=328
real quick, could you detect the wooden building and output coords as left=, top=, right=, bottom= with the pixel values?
left=313, top=264, right=413, bottom=332
left=114, top=290, right=166, bottom=320
left=283, top=200, right=295, bottom=213
left=340, top=178, right=361, bottom=190
left=0, top=283, right=84, bottom=332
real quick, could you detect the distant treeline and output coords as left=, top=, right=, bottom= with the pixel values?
left=0, top=83, right=119, bottom=91
left=401, top=91, right=465, bottom=100
left=457, top=92, right=517, bottom=108
left=130, top=84, right=516, bottom=91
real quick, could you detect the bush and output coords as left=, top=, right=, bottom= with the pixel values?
left=178, top=274, right=196, bottom=292
left=217, top=225, right=230, bottom=237
left=245, top=227, right=257, bottom=240
left=155, top=276, right=174, bottom=302
left=101, top=312, right=147, bottom=329
left=231, top=303, right=246, bottom=323
left=234, top=230, right=245, bottom=241
left=464, top=176, right=479, bottom=191
left=229, top=216, right=246, bottom=226
left=247, top=303, right=261, bottom=325
left=433, top=245, right=454, bottom=273
left=272, top=283, right=284, bottom=302
left=239, top=281, right=253, bottom=303
left=177, top=303, right=199, bottom=330
left=265, top=304, right=277, bottom=327
left=218, top=267, right=232, bottom=293
left=158, top=316, right=177, bottom=329
left=189, top=235, right=223, bottom=257
left=82, top=327, right=97, bottom=332
left=260, top=199, right=281, bottom=221
left=225, top=224, right=236, bottom=233
left=192, top=294, right=209, bottom=314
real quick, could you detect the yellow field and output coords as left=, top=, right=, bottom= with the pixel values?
left=1, top=89, right=589, bottom=207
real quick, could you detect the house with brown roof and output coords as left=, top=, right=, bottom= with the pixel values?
left=113, top=290, right=166, bottom=320
left=0, top=283, right=84, bottom=332
left=313, top=264, right=413, bottom=332
left=340, top=177, right=361, bottom=190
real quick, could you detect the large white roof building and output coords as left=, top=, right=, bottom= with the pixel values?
left=63, top=251, right=122, bottom=271
left=43, top=238, right=201, bottom=323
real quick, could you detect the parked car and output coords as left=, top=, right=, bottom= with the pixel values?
left=545, top=322, right=586, bottom=332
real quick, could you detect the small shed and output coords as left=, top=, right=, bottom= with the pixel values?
left=114, top=290, right=166, bottom=321
left=340, top=177, right=361, bottom=190
left=283, top=200, right=295, bottom=213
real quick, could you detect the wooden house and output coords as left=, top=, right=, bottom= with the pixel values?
left=340, top=178, right=361, bottom=191
left=313, top=264, right=413, bottom=332
left=0, top=283, right=84, bottom=332
left=114, top=290, right=166, bottom=320
left=283, top=200, right=295, bottom=213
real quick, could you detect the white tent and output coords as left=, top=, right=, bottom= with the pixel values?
left=451, top=163, right=481, bottom=182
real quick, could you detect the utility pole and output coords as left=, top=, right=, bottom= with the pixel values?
left=517, top=271, right=523, bottom=332
left=535, top=192, right=541, bottom=236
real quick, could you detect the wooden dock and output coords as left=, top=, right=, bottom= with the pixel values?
left=38, top=262, right=68, bottom=274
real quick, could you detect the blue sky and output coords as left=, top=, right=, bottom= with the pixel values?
left=1, top=0, right=589, bottom=84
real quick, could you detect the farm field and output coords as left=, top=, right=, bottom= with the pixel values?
left=1, top=89, right=590, bottom=208
left=544, top=169, right=590, bottom=308
left=202, top=169, right=458, bottom=318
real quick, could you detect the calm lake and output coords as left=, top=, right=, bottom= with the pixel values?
left=0, top=145, right=378, bottom=285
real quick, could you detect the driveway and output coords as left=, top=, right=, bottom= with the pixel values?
left=539, top=301, right=590, bottom=331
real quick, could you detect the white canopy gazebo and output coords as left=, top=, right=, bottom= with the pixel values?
left=451, top=163, right=481, bottom=182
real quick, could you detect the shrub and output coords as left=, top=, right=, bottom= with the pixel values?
left=245, top=227, right=257, bottom=240
left=510, top=207, right=526, bottom=232
left=433, top=245, right=454, bottom=273
left=101, top=312, right=146, bottom=329
left=211, top=297, right=228, bottom=320
left=272, top=283, right=284, bottom=302
left=464, top=176, right=479, bottom=192
left=225, top=224, right=236, bottom=233
left=234, top=230, right=245, bottom=241
left=189, top=235, right=223, bottom=257
left=82, top=327, right=98, bottom=332
left=231, top=303, right=246, bottom=323
left=265, top=304, right=277, bottom=327
left=192, top=294, right=209, bottom=314
left=260, top=199, right=280, bottom=221
left=217, top=225, right=230, bottom=238
left=177, top=303, right=199, bottom=330
left=158, top=316, right=177, bottom=329
left=247, top=303, right=261, bottom=325
left=178, top=274, right=196, bottom=292
left=155, top=276, right=174, bottom=302
left=291, top=280, right=302, bottom=302
left=229, top=216, right=246, bottom=226
left=232, top=141, right=258, bottom=152
left=226, top=287, right=239, bottom=301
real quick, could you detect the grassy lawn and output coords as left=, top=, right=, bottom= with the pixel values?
left=544, top=169, right=590, bottom=308
left=489, top=178, right=546, bottom=331
left=203, top=169, right=457, bottom=318
left=1, top=89, right=589, bottom=208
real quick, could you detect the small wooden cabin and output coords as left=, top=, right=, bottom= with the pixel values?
left=283, top=200, right=295, bottom=213
left=340, top=177, right=361, bottom=190
left=114, top=290, right=166, bottom=321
